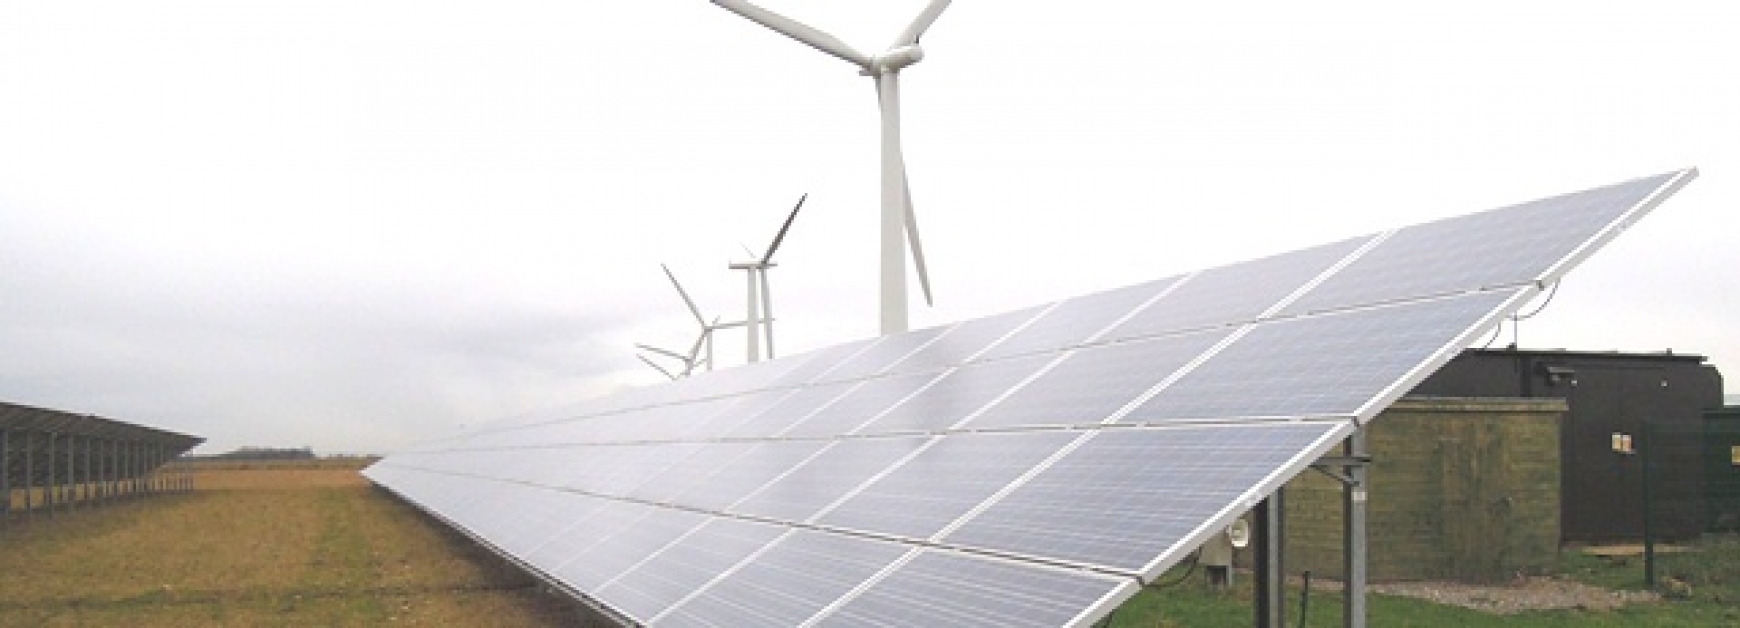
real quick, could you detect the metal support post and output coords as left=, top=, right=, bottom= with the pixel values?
left=24, top=431, right=35, bottom=516
left=46, top=432, right=57, bottom=516
left=82, top=435, right=92, bottom=505
left=1254, top=488, right=1286, bottom=628
left=107, top=438, right=116, bottom=499
left=1, top=428, right=10, bottom=522
left=122, top=439, right=131, bottom=497
left=1343, top=429, right=1369, bottom=628
left=130, top=440, right=140, bottom=495
left=62, top=434, right=74, bottom=507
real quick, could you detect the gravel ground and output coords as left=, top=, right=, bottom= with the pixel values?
left=1297, top=576, right=1661, bottom=615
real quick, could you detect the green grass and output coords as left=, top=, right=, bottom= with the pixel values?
left=1109, top=535, right=1740, bottom=627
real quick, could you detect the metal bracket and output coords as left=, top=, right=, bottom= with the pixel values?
left=1309, top=455, right=1370, bottom=486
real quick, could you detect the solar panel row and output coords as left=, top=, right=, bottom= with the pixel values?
left=367, top=170, right=1694, bottom=626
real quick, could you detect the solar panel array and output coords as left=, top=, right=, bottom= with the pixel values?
left=366, top=170, right=1694, bottom=626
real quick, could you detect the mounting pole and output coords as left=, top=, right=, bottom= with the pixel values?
left=1, top=428, right=10, bottom=522
left=1254, top=488, right=1285, bottom=628
left=1343, top=428, right=1369, bottom=628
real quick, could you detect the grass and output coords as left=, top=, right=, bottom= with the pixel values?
left=8, top=461, right=1740, bottom=625
left=0, top=460, right=581, bottom=627
left=1109, top=536, right=1740, bottom=627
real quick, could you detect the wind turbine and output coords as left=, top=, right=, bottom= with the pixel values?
left=730, top=193, right=806, bottom=362
left=710, top=0, right=945, bottom=335
left=660, top=264, right=748, bottom=372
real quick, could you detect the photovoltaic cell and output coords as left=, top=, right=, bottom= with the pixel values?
left=818, top=325, right=954, bottom=382
left=887, top=306, right=1046, bottom=373
left=363, top=170, right=1694, bottom=628
left=664, top=440, right=827, bottom=511
left=655, top=530, right=911, bottom=627
left=721, top=382, right=856, bottom=439
left=1102, top=236, right=1373, bottom=342
left=964, top=328, right=1232, bottom=429
left=942, top=422, right=1347, bottom=574
left=594, top=517, right=786, bottom=623
left=1282, top=172, right=1679, bottom=316
left=815, top=550, right=1134, bottom=628
left=730, top=436, right=933, bottom=522
left=1125, top=289, right=1526, bottom=422
left=854, top=354, right=1055, bottom=434
left=548, top=504, right=709, bottom=591
left=778, top=369, right=947, bottom=438
left=976, top=276, right=1181, bottom=360
left=818, top=431, right=1080, bottom=539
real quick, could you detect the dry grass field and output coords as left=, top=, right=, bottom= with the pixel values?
left=0, top=460, right=582, bottom=627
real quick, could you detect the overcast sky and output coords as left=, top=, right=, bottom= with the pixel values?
left=2, top=1, right=1734, bottom=454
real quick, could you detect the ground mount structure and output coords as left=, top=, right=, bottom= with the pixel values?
left=2, top=401, right=202, bottom=520
left=367, top=169, right=1696, bottom=626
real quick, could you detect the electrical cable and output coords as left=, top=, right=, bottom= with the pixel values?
left=1482, top=280, right=1561, bottom=349
left=1148, top=550, right=1201, bottom=590
left=1512, top=280, right=1562, bottom=321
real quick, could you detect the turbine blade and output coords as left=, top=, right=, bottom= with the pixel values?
left=686, top=332, right=707, bottom=362
left=711, top=0, right=873, bottom=68
left=637, top=354, right=678, bottom=381
left=893, top=0, right=952, bottom=47
left=903, top=174, right=934, bottom=306
left=662, top=264, right=707, bottom=325
left=763, top=193, right=807, bottom=262
left=636, top=343, right=690, bottom=362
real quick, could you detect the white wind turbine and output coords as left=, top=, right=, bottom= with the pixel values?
left=710, top=0, right=946, bottom=335
left=730, top=193, right=806, bottom=362
left=645, top=264, right=747, bottom=375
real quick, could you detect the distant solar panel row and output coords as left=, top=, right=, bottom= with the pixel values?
left=367, top=170, right=1694, bottom=626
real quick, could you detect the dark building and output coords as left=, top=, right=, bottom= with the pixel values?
left=1409, top=348, right=1724, bottom=544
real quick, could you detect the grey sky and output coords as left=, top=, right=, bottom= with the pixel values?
left=2, top=1, right=1735, bottom=454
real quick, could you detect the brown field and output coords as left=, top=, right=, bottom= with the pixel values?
left=0, top=460, right=582, bottom=627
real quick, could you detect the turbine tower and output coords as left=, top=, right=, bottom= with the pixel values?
left=730, top=193, right=806, bottom=362
left=710, top=0, right=946, bottom=335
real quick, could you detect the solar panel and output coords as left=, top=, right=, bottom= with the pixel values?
left=364, top=169, right=1696, bottom=627
left=976, top=276, right=1181, bottom=360
left=854, top=354, right=1055, bottom=434
left=653, top=530, right=912, bottom=627
left=941, top=422, right=1348, bottom=576
left=963, top=327, right=1235, bottom=430
left=815, top=550, right=1137, bottom=628
left=1102, top=236, right=1375, bottom=342
left=594, top=517, right=788, bottom=622
left=729, top=436, right=933, bottom=521
left=1281, top=172, right=1683, bottom=316
left=817, top=431, right=1081, bottom=539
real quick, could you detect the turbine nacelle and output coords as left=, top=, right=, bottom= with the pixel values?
left=867, top=45, right=924, bottom=75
